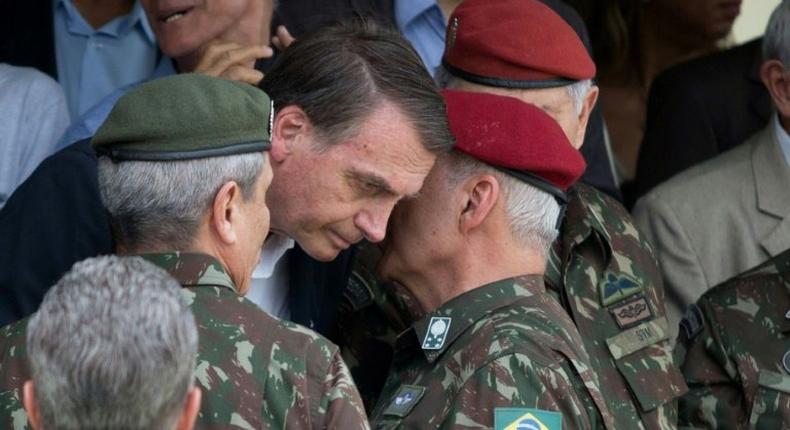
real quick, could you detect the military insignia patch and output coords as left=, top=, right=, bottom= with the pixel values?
left=679, top=304, right=705, bottom=340
left=783, top=350, right=790, bottom=375
left=382, top=385, right=425, bottom=418
left=494, top=408, right=562, bottom=430
left=599, top=271, right=643, bottom=306
left=609, top=295, right=653, bottom=329
left=422, top=317, right=452, bottom=350
left=448, top=17, right=460, bottom=49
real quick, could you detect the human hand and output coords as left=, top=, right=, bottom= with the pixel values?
left=194, top=42, right=273, bottom=85
left=271, top=25, right=296, bottom=52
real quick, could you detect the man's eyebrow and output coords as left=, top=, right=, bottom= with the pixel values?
left=345, top=170, right=399, bottom=196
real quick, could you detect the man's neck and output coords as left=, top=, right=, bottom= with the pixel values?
left=412, top=240, right=545, bottom=313
left=71, top=0, right=134, bottom=30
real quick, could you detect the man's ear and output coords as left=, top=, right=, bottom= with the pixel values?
left=23, top=380, right=41, bottom=430
left=270, top=105, right=312, bottom=163
left=458, top=174, right=500, bottom=234
left=175, top=387, right=202, bottom=430
left=573, top=85, right=599, bottom=149
left=210, top=181, right=243, bottom=245
left=761, top=60, right=790, bottom=119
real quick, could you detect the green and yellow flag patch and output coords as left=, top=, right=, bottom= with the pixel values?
left=495, top=408, right=562, bottom=430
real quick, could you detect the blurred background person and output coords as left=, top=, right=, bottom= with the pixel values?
left=0, top=0, right=171, bottom=122
left=22, top=255, right=201, bottom=430
left=633, top=0, right=790, bottom=338
left=567, top=0, right=742, bottom=190
left=0, top=64, right=69, bottom=209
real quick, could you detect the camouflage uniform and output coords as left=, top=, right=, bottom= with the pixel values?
left=544, top=184, right=688, bottom=429
left=369, top=275, right=615, bottom=429
left=0, top=252, right=369, bottom=430
left=337, top=184, right=688, bottom=428
left=676, top=248, right=790, bottom=429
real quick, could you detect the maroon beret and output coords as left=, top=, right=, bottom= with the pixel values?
left=443, top=0, right=596, bottom=89
left=443, top=89, right=586, bottom=196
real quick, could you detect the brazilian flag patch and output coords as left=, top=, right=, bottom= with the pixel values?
left=494, top=408, right=562, bottom=430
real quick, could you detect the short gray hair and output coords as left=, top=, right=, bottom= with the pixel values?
left=437, top=67, right=592, bottom=115
left=445, top=153, right=560, bottom=256
left=763, top=0, right=790, bottom=65
left=98, top=153, right=265, bottom=251
left=26, top=256, right=198, bottom=430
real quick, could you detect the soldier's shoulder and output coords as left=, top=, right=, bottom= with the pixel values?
left=573, top=184, right=646, bottom=240
left=0, top=318, right=27, bottom=341
left=479, top=298, right=581, bottom=367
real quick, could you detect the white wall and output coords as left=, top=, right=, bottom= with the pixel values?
left=732, top=0, right=781, bottom=43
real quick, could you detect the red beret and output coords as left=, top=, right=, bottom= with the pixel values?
left=443, top=0, right=596, bottom=89
left=442, top=90, right=586, bottom=195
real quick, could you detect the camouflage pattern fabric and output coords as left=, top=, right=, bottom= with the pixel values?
left=676, top=248, right=790, bottom=429
left=545, top=184, right=687, bottom=429
left=368, top=276, right=615, bottom=429
left=337, top=184, right=687, bottom=428
left=0, top=252, right=369, bottom=430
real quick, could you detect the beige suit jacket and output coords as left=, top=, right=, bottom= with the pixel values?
left=633, top=123, right=790, bottom=338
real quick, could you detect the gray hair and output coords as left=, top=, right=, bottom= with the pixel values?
left=437, top=66, right=592, bottom=115
left=26, top=256, right=198, bottom=430
left=98, top=153, right=265, bottom=251
left=763, top=0, right=790, bottom=65
left=445, top=153, right=560, bottom=257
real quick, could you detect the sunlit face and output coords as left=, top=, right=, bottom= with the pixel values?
left=229, top=154, right=273, bottom=295
left=452, top=80, right=584, bottom=149
left=376, top=157, right=459, bottom=297
left=141, top=0, right=272, bottom=63
left=655, top=0, right=741, bottom=41
left=268, top=102, right=436, bottom=262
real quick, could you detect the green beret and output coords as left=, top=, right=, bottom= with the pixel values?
left=92, top=74, right=272, bottom=161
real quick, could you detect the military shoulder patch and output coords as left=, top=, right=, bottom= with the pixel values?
left=382, top=385, right=425, bottom=418
left=679, top=304, right=704, bottom=341
left=422, top=317, right=451, bottom=350
left=494, top=408, right=562, bottom=430
left=599, top=271, right=643, bottom=307
left=609, top=295, right=653, bottom=329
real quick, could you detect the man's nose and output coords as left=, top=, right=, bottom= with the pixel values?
left=355, top=202, right=395, bottom=243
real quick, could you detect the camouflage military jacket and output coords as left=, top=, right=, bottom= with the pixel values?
left=676, top=249, right=790, bottom=429
left=369, top=276, right=615, bottom=430
left=0, top=252, right=369, bottom=430
left=545, top=184, right=687, bottom=429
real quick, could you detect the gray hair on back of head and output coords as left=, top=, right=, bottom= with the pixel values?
left=437, top=67, right=591, bottom=115
left=26, top=255, right=198, bottom=430
left=98, top=153, right=264, bottom=251
left=763, top=0, right=790, bottom=65
left=445, top=152, right=560, bottom=257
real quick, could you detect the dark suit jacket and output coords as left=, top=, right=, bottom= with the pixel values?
left=0, top=0, right=57, bottom=78
left=633, top=38, right=773, bottom=200
left=0, top=139, right=355, bottom=331
left=275, top=0, right=622, bottom=202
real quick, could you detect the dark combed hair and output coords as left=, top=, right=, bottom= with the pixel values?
left=260, top=19, right=453, bottom=153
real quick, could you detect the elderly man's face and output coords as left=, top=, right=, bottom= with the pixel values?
left=268, top=102, right=436, bottom=262
left=453, top=80, right=585, bottom=149
left=141, top=0, right=272, bottom=60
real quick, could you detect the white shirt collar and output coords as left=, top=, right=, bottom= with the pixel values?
left=772, top=113, right=790, bottom=167
left=253, top=233, right=295, bottom=279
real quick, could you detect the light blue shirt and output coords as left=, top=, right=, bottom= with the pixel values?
left=395, top=0, right=446, bottom=76
left=0, top=65, right=70, bottom=208
left=53, top=0, right=161, bottom=120
left=773, top=113, right=790, bottom=167
left=56, top=57, right=175, bottom=150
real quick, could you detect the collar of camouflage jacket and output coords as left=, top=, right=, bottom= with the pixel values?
left=545, top=186, right=614, bottom=290
left=138, top=252, right=239, bottom=294
left=404, top=275, right=546, bottom=363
